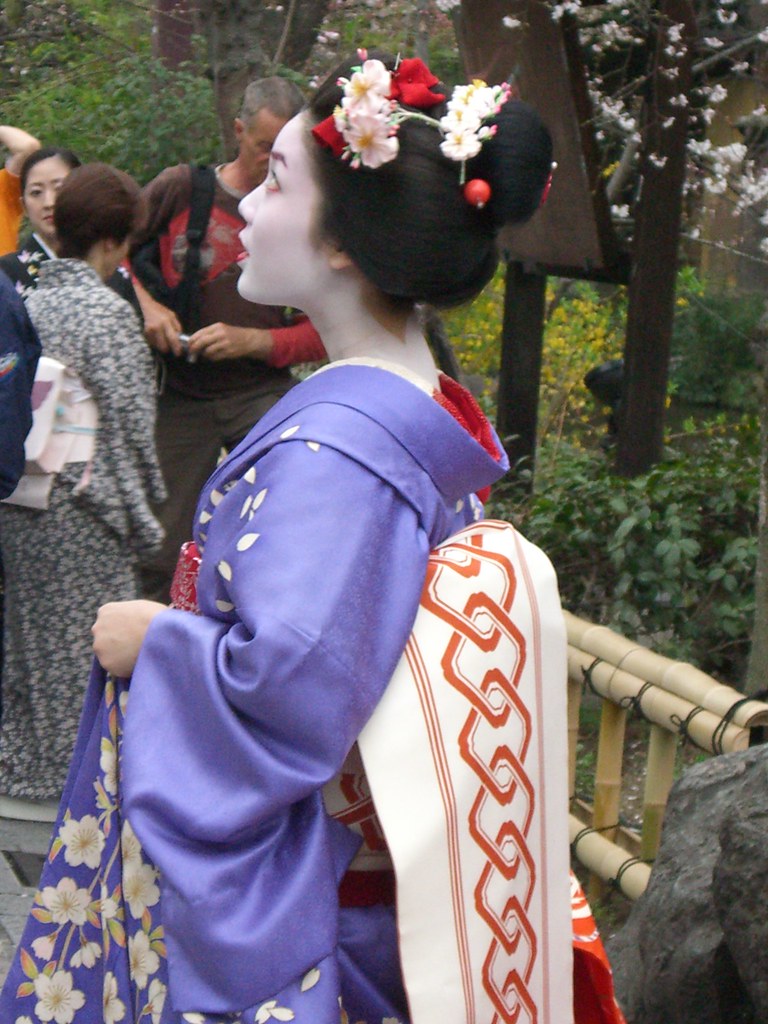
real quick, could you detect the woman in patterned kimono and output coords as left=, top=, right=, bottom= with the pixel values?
left=0, top=164, right=164, bottom=819
left=0, top=54, right=597, bottom=1024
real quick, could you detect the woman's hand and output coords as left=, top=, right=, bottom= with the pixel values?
left=92, top=600, right=167, bottom=677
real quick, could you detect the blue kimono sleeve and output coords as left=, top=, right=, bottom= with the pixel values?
left=0, top=279, right=41, bottom=498
left=122, top=436, right=437, bottom=1013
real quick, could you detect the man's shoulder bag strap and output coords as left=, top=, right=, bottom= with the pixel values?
left=174, top=163, right=216, bottom=333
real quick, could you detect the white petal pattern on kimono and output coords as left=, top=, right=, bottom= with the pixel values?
left=255, top=999, right=295, bottom=1022
left=300, top=966, right=321, bottom=991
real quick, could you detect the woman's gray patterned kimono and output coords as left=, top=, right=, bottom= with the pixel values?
left=0, top=259, right=165, bottom=801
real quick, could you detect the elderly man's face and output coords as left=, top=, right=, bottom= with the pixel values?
left=234, top=107, right=289, bottom=189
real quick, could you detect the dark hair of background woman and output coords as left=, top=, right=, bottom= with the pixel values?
left=54, top=163, right=146, bottom=260
left=20, top=147, right=81, bottom=194
left=308, top=52, right=553, bottom=308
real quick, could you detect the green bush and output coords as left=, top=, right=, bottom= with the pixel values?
left=3, top=53, right=220, bottom=184
left=670, top=268, right=762, bottom=410
left=487, top=416, right=759, bottom=686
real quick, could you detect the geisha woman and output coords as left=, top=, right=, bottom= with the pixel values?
left=0, top=52, right=625, bottom=1024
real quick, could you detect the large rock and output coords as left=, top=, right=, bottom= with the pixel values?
left=606, top=745, right=768, bottom=1024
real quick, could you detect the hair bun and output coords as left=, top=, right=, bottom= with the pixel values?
left=467, top=99, right=553, bottom=231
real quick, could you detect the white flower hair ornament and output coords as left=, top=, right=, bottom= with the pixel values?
left=311, top=51, right=514, bottom=209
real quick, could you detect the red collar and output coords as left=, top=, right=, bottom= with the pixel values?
left=432, top=373, right=501, bottom=503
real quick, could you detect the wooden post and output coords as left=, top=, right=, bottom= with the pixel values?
left=615, top=0, right=697, bottom=476
left=589, top=700, right=627, bottom=900
left=641, top=724, right=678, bottom=861
left=568, top=674, right=584, bottom=802
left=497, top=261, right=547, bottom=488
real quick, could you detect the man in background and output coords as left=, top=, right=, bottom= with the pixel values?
left=130, top=77, right=325, bottom=602
left=0, top=124, right=41, bottom=256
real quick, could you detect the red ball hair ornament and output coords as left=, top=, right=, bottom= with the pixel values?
left=463, top=178, right=491, bottom=209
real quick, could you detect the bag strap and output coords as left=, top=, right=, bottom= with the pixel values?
left=173, top=163, right=216, bottom=333
left=182, top=163, right=216, bottom=282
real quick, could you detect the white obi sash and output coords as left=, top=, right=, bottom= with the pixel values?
left=327, top=520, right=574, bottom=1024
left=3, top=356, right=98, bottom=509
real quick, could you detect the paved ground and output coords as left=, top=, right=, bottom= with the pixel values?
left=0, top=817, right=53, bottom=986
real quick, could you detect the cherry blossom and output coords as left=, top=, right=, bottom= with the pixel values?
left=99, top=882, right=119, bottom=920
left=146, top=978, right=168, bottom=1024
left=41, top=877, right=91, bottom=926
left=120, top=818, right=143, bottom=866
left=343, top=113, right=400, bottom=168
left=99, top=738, right=118, bottom=795
left=31, top=933, right=57, bottom=961
left=440, top=126, right=483, bottom=162
left=128, top=929, right=160, bottom=990
left=59, top=815, right=105, bottom=869
left=339, top=59, right=392, bottom=116
left=70, top=939, right=102, bottom=969
left=33, top=970, right=86, bottom=1024
left=123, top=860, right=161, bottom=919
left=102, top=972, right=126, bottom=1024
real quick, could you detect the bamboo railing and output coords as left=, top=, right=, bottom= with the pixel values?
left=565, top=611, right=768, bottom=901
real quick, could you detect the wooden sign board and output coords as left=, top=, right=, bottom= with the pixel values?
left=456, top=0, right=628, bottom=281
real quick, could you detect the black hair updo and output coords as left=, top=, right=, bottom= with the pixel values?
left=308, top=52, right=553, bottom=308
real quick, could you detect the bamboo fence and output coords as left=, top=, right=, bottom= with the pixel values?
left=565, top=611, right=768, bottom=900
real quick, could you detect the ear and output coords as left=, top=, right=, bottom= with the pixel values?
left=323, top=242, right=354, bottom=271
left=234, top=118, right=245, bottom=142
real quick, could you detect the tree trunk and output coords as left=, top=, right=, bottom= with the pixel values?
left=196, top=0, right=332, bottom=155
left=152, top=0, right=194, bottom=68
left=615, top=0, right=696, bottom=477
left=414, top=0, right=431, bottom=63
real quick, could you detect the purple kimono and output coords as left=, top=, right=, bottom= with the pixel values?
left=0, top=363, right=507, bottom=1024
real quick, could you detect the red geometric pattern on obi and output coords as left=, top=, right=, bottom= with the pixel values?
left=332, top=771, right=388, bottom=853
left=418, top=530, right=539, bottom=1023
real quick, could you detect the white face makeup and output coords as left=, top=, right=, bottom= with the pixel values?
left=237, top=114, right=328, bottom=310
